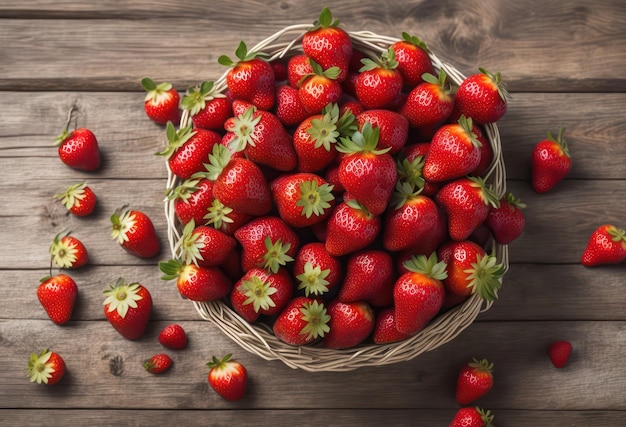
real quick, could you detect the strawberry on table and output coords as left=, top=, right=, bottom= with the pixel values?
left=391, top=32, right=435, bottom=89
left=37, top=274, right=78, bottom=325
left=206, top=354, right=248, bottom=401
left=144, top=353, right=173, bottom=374
left=181, top=80, right=232, bottom=130
left=355, top=48, right=403, bottom=109
left=581, top=224, right=626, bottom=266
left=28, top=349, right=66, bottom=385
left=273, top=297, right=330, bottom=346
left=110, top=207, right=161, bottom=258
left=548, top=340, right=572, bottom=368
left=449, top=407, right=494, bottom=427
left=456, top=358, right=494, bottom=405
left=325, top=200, right=381, bottom=257
left=55, top=127, right=101, bottom=172
left=485, top=192, right=526, bottom=245
left=49, top=231, right=88, bottom=269
left=159, top=259, right=232, bottom=302
left=158, top=324, right=188, bottom=350
left=53, top=182, right=97, bottom=217
left=103, top=278, right=152, bottom=340
left=141, top=77, right=181, bottom=125
left=323, top=300, right=375, bottom=349
left=531, top=127, right=572, bottom=194
left=452, top=67, right=509, bottom=124
left=400, top=70, right=453, bottom=129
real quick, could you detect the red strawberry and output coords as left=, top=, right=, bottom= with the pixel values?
left=168, top=177, right=214, bottom=226
left=397, top=147, right=440, bottom=196
left=485, top=192, right=526, bottom=244
left=356, top=109, right=409, bottom=154
left=234, top=216, right=299, bottom=273
left=49, top=231, right=88, bottom=269
left=298, top=60, right=343, bottom=115
left=338, top=250, right=394, bottom=307
left=302, top=7, right=352, bottom=83
left=144, top=354, right=173, bottom=374
left=325, top=200, right=381, bottom=256
left=206, top=354, right=248, bottom=401
left=231, top=267, right=293, bottom=318
left=37, top=274, right=78, bottom=325
left=218, top=41, right=275, bottom=110
left=275, top=84, right=310, bottom=127
left=103, top=278, right=152, bottom=340
left=54, top=182, right=97, bottom=217
left=581, top=224, right=626, bottom=266
left=224, top=106, right=297, bottom=171
left=287, top=54, right=313, bottom=88
left=181, top=80, right=232, bottom=130
left=400, top=70, right=454, bottom=128
left=273, top=297, right=330, bottom=346
left=141, top=77, right=181, bottom=125
left=203, top=198, right=252, bottom=236
left=355, top=48, right=403, bottom=109
left=54, top=127, right=101, bottom=172
left=435, top=176, right=500, bottom=241
left=159, top=259, right=232, bottom=302
left=180, top=220, right=237, bottom=267
left=531, top=127, right=572, bottom=193
left=230, top=280, right=261, bottom=323
left=322, top=300, right=375, bottom=349
left=452, top=68, right=509, bottom=124
left=391, top=32, right=435, bottom=89
left=270, top=172, right=335, bottom=228
left=372, top=307, right=412, bottom=344
left=548, top=340, right=572, bottom=368
left=293, top=242, right=343, bottom=297
left=336, top=123, right=397, bottom=216
left=110, top=207, right=160, bottom=258
left=203, top=144, right=272, bottom=216
left=28, top=349, right=66, bottom=385
left=272, top=60, right=288, bottom=82
left=424, top=116, right=482, bottom=182
left=393, top=253, right=447, bottom=335
left=469, top=125, right=494, bottom=176
left=158, top=122, right=221, bottom=179
left=456, top=358, right=494, bottom=405
left=449, top=407, right=494, bottom=427
left=158, top=324, right=188, bottom=350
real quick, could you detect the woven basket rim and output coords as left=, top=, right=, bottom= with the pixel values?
left=163, top=24, right=509, bottom=372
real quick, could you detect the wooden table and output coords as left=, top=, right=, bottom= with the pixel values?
left=1, top=1, right=624, bottom=425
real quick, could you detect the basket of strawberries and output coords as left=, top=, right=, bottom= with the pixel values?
left=157, top=7, right=518, bottom=372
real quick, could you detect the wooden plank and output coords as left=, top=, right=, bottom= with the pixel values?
left=0, top=0, right=625, bottom=91
left=1, top=319, right=624, bottom=410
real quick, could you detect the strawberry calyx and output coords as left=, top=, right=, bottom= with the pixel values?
left=224, top=107, right=262, bottom=153
left=463, top=254, right=505, bottom=301
left=359, top=47, right=399, bottom=72
left=468, top=176, right=500, bottom=209
left=49, top=231, right=79, bottom=269
left=296, top=261, right=331, bottom=296
left=242, top=275, right=278, bottom=313
left=456, top=115, right=482, bottom=148
left=263, top=236, right=294, bottom=274
left=204, top=199, right=235, bottom=229
left=53, top=182, right=88, bottom=210
left=166, top=178, right=201, bottom=202
left=299, top=59, right=341, bottom=87
left=402, top=252, right=448, bottom=281
left=159, top=259, right=186, bottom=281
left=110, top=207, right=136, bottom=244
left=218, top=41, right=269, bottom=67
left=504, top=192, right=526, bottom=209
left=299, top=300, right=331, bottom=340
left=296, top=179, right=335, bottom=218
left=337, top=122, right=391, bottom=155
left=180, top=220, right=205, bottom=266
left=607, top=225, right=626, bottom=243
left=206, top=353, right=234, bottom=370
left=391, top=180, right=424, bottom=209
left=309, top=6, right=339, bottom=30
left=401, top=31, right=430, bottom=51
left=141, top=77, right=174, bottom=103
left=203, top=144, right=233, bottom=181
left=103, top=278, right=144, bottom=319
left=181, top=80, right=226, bottom=116
left=345, top=198, right=374, bottom=219
left=28, top=349, right=56, bottom=384
left=469, top=357, right=494, bottom=374
left=396, top=155, right=426, bottom=190
left=478, top=67, right=510, bottom=102
left=306, top=103, right=356, bottom=151
left=156, top=122, right=197, bottom=158
left=546, top=127, right=570, bottom=158
left=476, top=407, right=495, bottom=427
left=421, top=69, right=453, bottom=95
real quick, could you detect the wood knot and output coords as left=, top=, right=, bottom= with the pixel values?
left=108, top=355, right=124, bottom=376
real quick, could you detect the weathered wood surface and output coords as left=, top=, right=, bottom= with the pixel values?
left=1, top=0, right=625, bottom=425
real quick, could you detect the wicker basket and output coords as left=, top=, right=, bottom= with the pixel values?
left=163, top=24, right=508, bottom=372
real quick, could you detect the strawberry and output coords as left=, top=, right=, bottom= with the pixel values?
left=400, top=70, right=454, bottom=128
left=548, top=340, right=572, bottom=368
left=103, top=278, right=152, bottom=340
left=393, top=253, right=447, bottom=335
left=181, top=80, right=232, bottom=130
left=325, top=200, right=381, bottom=256
left=110, top=207, right=161, bottom=258
left=54, top=127, right=101, bottom=172
left=531, top=127, right=572, bottom=194
left=157, top=122, right=221, bottom=180
left=449, top=407, right=494, bottom=427
left=302, top=7, right=352, bottom=83
left=206, top=354, right=248, bottom=401
left=298, top=60, right=343, bottom=115
left=180, top=220, right=237, bottom=267
left=54, top=182, right=97, bottom=217
left=581, top=224, right=626, bottom=266
left=275, top=84, right=310, bottom=127
left=141, top=77, right=181, bottom=125
left=372, top=307, right=412, bottom=344
left=435, top=176, right=500, bottom=241
left=273, top=297, right=330, bottom=346
left=159, top=259, right=232, bottom=302
left=456, top=358, right=494, bottom=405
left=168, top=177, right=214, bottom=226
left=485, top=192, right=526, bottom=244
left=337, top=250, right=394, bottom=307
left=452, top=68, right=509, bottom=124
left=28, top=349, right=66, bottom=385
left=37, top=274, right=78, bottom=325
left=293, top=242, right=342, bottom=297
left=234, top=216, right=299, bottom=273
left=158, top=324, right=188, bottom=350
left=143, top=353, right=173, bottom=374
left=469, top=125, right=494, bottom=176
left=49, top=231, right=88, bottom=269
left=224, top=106, right=297, bottom=171
left=438, top=240, right=504, bottom=300
left=356, top=109, right=409, bottom=154
left=336, top=123, right=397, bottom=216
left=287, top=54, right=313, bottom=88
left=203, top=144, right=272, bottom=216
left=230, top=280, right=261, bottom=323
left=355, top=48, right=403, bottom=109
left=231, top=267, right=293, bottom=317
left=272, top=60, right=288, bottom=82
left=218, top=41, right=275, bottom=110
left=323, top=299, right=375, bottom=349
left=390, top=32, right=435, bottom=89
left=270, top=172, right=335, bottom=228
left=424, top=116, right=482, bottom=182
